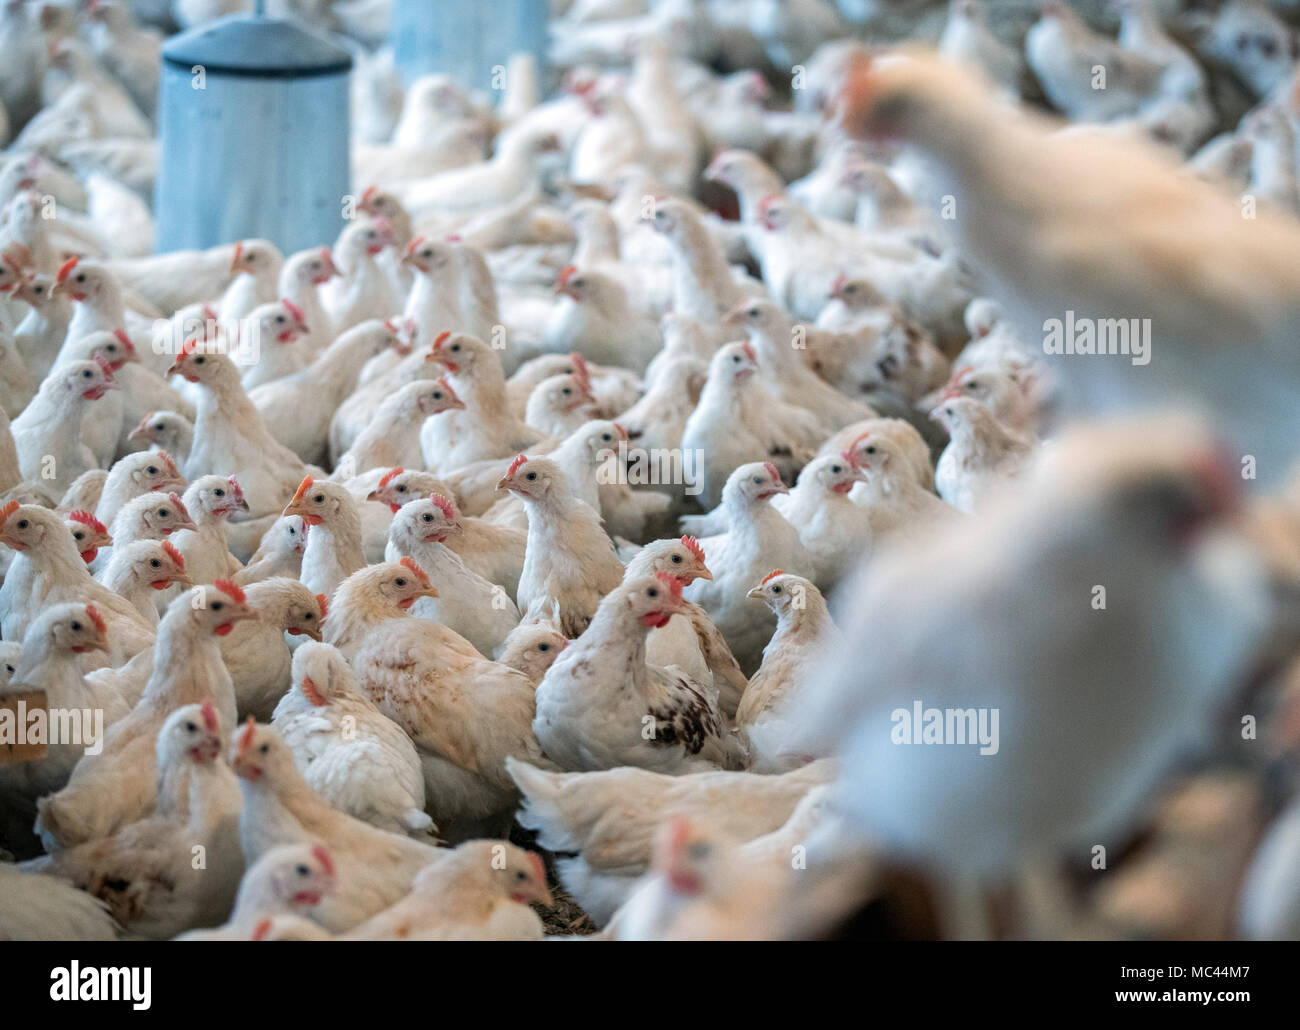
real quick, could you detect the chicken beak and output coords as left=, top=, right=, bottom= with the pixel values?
left=282, top=500, right=306, bottom=520
left=529, top=882, right=554, bottom=907
left=695, top=564, right=713, bottom=581
left=365, top=489, right=382, bottom=503
left=297, top=624, right=323, bottom=642
left=417, top=584, right=440, bottom=599
left=721, top=302, right=747, bottom=325
left=746, top=585, right=765, bottom=600
left=495, top=476, right=514, bottom=494
left=172, top=574, right=194, bottom=590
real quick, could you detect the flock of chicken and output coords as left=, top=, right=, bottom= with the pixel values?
left=0, top=0, right=1299, bottom=941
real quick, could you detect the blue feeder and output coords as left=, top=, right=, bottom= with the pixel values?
left=391, top=0, right=548, bottom=96
left=154, top=10, right=352, bottom=255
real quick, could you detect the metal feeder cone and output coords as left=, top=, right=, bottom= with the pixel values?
left=154, top=7, right=353, bottom=255
left=391, top=0, right=548, bottom=97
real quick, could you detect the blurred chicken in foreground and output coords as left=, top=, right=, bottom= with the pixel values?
left=838, top=50, right=1300, bottom=481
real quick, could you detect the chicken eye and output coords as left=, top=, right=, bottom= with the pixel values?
left=648, top=588, right=659, bottom=598
left=297, top=864, right=310, bottom=876
left=752, top=477, right=762, bottom=485
left=76, top=273, right=85, bottom=283
left=215, top=489, right=225, bottom=497
left=259, top=744, right=269, bottom=754
left=671, top=554, right=682, bottom=563
left=150, top=559, right=161, bottom=568
left=515, top=870, right=528, bottom=880
left=1261, top=37, right=1278, bottom=57
left=212, top=602, right=223, bottom=611
left=866, top=446, right=876, bottom=454
left=832, top=465, right=841, bottom=474
left=185, top=721, right=197, bottom=732
left=73, top=531, right=84, bottom=540
left=562, top=387, right=572, bottom=395
left=195, top=356, right=206, bottom=364
left=17, top=520, right=28, bottom=529
left=154, top=423, right=164, bottom=431
left=422, top=513, right=433, bottom=522
left=773, top=586, right=783, bottom=593
left=70, top=621, right=82, bottom=631
left=433, top=391, right=444, bottom=400
left=82, top=369, right=92, bottom=378
left=451, top=344, right=461, bottom=352
left=538, top=643, right=550, bottom=652
left=395, top=578, right=407, bottom=587
left=276, top=315, right=286, bottom=324
left=160, top=509, right=169, bottom=517
left=4, top=665, right=11, bottom=674
left=313, top=495, right=324, bottom=503
left=526, top=472, right=537, bottom=481
left=601, top=434, right=611, bottom=442
left=688, top=843, right=710, bottom=860
left=732, top=355, right=740, bottom=362
left=396, top=484, right=407, bottom=492
left=147, top=466, right=158, bottom=475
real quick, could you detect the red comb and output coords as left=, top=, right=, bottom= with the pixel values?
left=69, top=510, right=106, bottom=534
left=757, top=194, right=781, bottom=218
left=655, top=571, right=684, bottom=599
left=761, top=569, right=785, bottom=585
left=214, top=579, right=246, bottom=604
left=740, top=340, right=757, bottom=363
left=84, top=604, right=106, bottom=635
left=506, top=454, right=528, bottom=477
left=526, top=850, right=546, bottom=884
left=404, top=236, right=426, bottom=258
left=251, top=918, right=272, bottom=941
left=377, top=467, right=403, bottom=490
left=681, top=535, right=705, bottom=563
left=56, top=255, right=79, bottom=284
left=841, top=450, right=862, bottom=469
left=300, top=675, right=327, bottom=707
left=429, top=494, right=455, bottom=521
left=167, top=492, right=189, bottom=519
left=282, top=299, right=305, bottom=324
left=436, top=377, right=460, bottom=403
left=399, top=556, right=429, bottom=583
left=568, top=352, right=590, bottom=381
left=557, top=265, right=577, bottom=284
left=849, top=432, right=870, bottom=453
left=201, top=701, right=218, bottom=733
left=316, top=593, right=328, bottom=619
left=831, top=273, right=847, bottom=296
left=613, top=422, right=628, bottom=441
left=227, top=476, right=244, bottom=502
left=161, top=540, right=185, bottom=571
left=93, top=356, right=115, bottom=380
left=312, top=844, right=335, bottom=878
left=360, top=185, right=377, bottom=207
left=112, top=328, right=134, bottom=353
left=159, top=450, right=180, bottom=478
left=0, top=500, right=18, bottom=525
left=291, top=476, right=313, bottom=503
left=237, top=716, right=256, bottom=752
left=763, top=461, right=782, bottom=485
left=432, top=330, right=451, bottom=349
